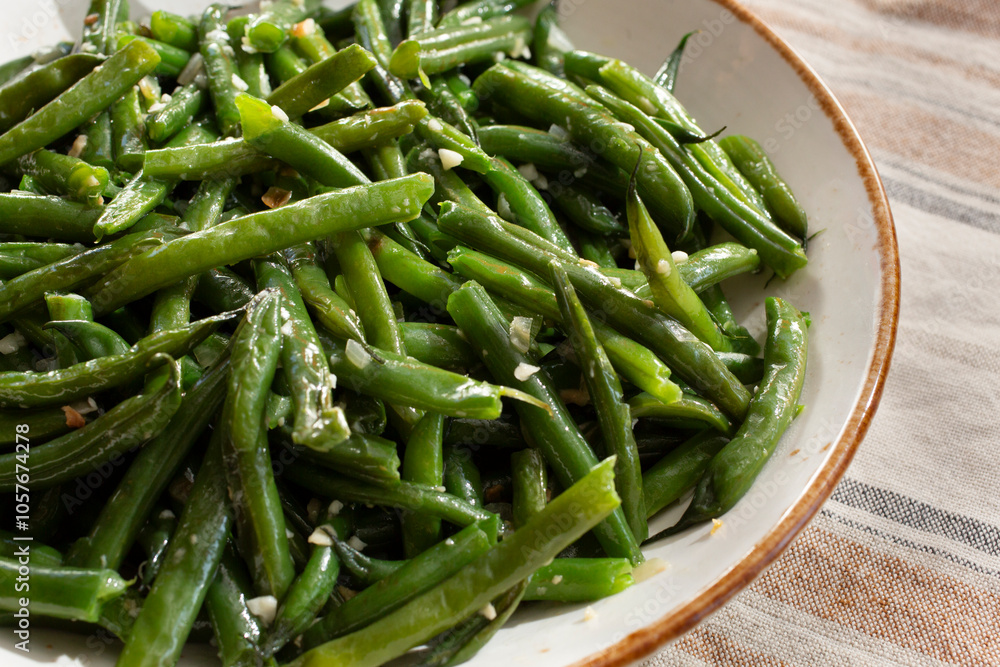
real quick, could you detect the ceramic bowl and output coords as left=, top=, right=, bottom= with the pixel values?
left=0, top=0, right=899, bottom=665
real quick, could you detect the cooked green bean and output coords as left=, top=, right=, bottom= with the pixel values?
left=0, top=558, right=127, bottom=622
left=642, top=430, right=730, bottom=519
left=401, top=412, right=446, bottom=556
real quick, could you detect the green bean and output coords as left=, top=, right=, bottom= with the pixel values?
left=523, top=558, right=633, bottom=602
left=551, top=262, right=646, bottom=541
left=87, top=174, right=433, bottom=316
left=264, top=532, right=343, bottom=657
left=625, top=159, right=729, bottom=352
left=218, top=290, right=294, bottom=599
left=719, top=135, right=809, bottom=240
left=93, top=173, right=173, bottom=239
left=642, top=430, right=730, bottom=519
left=475, top=124, right=630, bottom=196
left=65, top=356, right=230, bottom=571
left=548, top=182, right=625, bottom=236
left=254, top=256, right=350, bottom=451
left=0, top=407, right=74, bottom=446
left=116, top=429, right=232, bottom=667
left=401, top=412, right=445, bottom=557
left=576, top=230, right=619, bottom=268
left=303, top=523, right=494, bottom=645
left=45, top=292, right=95, bottom=322
left=0, top=40, right=160, bottom=166
left=284, top=242, right=366, bottom=343
left=117, top=35, right=193, bottom=78
left=654, top=31, right=696, bottom=92
left=193, top=268, right=255, bottom=315
left=399, top=322, right=477, bottom=371
left=44, top=320, right=131, bottom=361
left=0, top=312, right=227, bottom=409
left=446, top=246, right=682, bottom=405
left=0, top=243, right=81, bottom=280
left=475, top=62, right=695, bottom=240
left=439, top=204, right=749, bottom=418
left=150, top=10, right=199, bottom=51
left=420, top=77, right=479, bottom=140
left=0, top=54, right=33, bottom=86
left=483, top=156, right=577, bottom=254
left=417, top=581, right=527, bottom=667
left=148, top=83, right=206, bottom=143
left=533, top=1, right=572, bottom=76
left=331, top=229, right=405, bottom=353
left=238, top=93, right=369, bottom=187
left=286, top=462, right=499, bottom=534
left=389, top=16, right=533, bottom=82
left=286, top=431, right=401, bottom=486
left=437, top=0, right=536, bottom=28
left=447, top=281, right=642, bottom=564
left=292, top=28, right=372, bottom=111
left=225, top=16, right=272, bottom=99
left=0, top=54, right=102, bottom=135
left=0, top=558, right=126, bottom=622
left=630, top=392, right=734, bottom=435
left=247, top=0, right=319, bottom=53
left=0, top=356, right=183, bottom=492
left=588, top=85, right=807, bottom=278
left=16, top=149, right=109, bottom=206
left=702, top=287, right=760, bottom=357
left=444, top=443, right=484, bottom=509
left=326, top=333, right=542, bottom=419
left=0, top=531, right=61, bottom=566
left=290, top=456, right=620, bottom=667
left=267, top=43, right=378, bottom=119
left=659, top=297, right=808, bottom=536
left=200, top=4, right=243, bottom=137
left=0, top=230, right=164, bottom=325
left=407, top=0, right=436, bottom=37
left=331, top=536, right=403, bottom=586
left=510, top=448, right=546, bottom=528
left=137, top=509, right=177, bottom=586
left=590, top=56, right=770, bottom=216
left=204, top=542, right=275, bottom=667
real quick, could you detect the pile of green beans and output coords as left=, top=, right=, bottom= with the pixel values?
left=0, top=1, right=811, bottom=665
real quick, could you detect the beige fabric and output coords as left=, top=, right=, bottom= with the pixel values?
left=644, top=1, right=1000, bottom=664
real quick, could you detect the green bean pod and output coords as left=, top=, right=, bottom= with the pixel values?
left=551, top=262, right=646, bottom=541
left=115, top=430, right=232, bottom=667
left=247, top=0, right=319, bottom=53
left=199, top=4, right=243, bottom=137
left=204, top=542, right=275, bottom=667
left=719, top=135, right=809, bottom=240
left=630, top=392, right=734, bottom=435
left=148, top=83, right=206, bottom=143
left=661, top=297, right=808, bottom=535
left=0, top=312, right=228, bottom=409
left=389, top=16, right=533, bottom=82
left=16, top=149, right=109, bottom=206
left=472, top=61, right=694, bottom=240
left=303, top=523, right=494, bottom=646
left=447, top=281, right=642, bottom=564
left=399, top=322, right=477, bottom=372
left=290, top=456, right=620, bottom=667
left=87, top=174, right=434, bottom=316
left=642, top=430, right=730, bottom=519
left=150, top=10, right=199, bottom=51
left=0, top=40, right=160, bottom=166
left=267, top=43, right=378, bottom=119
left=523, top=558, right=633, bottom=602
left=65, top=356, right=230, bottom=571
left=0, top=54, right=102, bottom=135
left=0, top=558, right=127, bottom=622
left=401, top=412, right=446, bottom=557
left=284, top=243, right=366, bottom=343
left=0, top=356, right=183, bottom=492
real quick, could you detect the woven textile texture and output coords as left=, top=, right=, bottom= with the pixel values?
left=643, top=0, right=1000, bottom=664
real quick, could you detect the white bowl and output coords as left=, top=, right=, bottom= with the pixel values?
left=0, top=1, right=899, bottom=665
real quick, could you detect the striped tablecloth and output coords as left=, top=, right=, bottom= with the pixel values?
left=644, top=1, right=1000, bottom=664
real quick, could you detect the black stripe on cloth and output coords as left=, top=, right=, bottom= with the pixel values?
left=830, top=478, right=1000, bottom=558
left=820, top=508, right=1000, bottom=580
left=887, top=159, right=1000, bottom=209
left=882, top=176, right=1000, bottom=234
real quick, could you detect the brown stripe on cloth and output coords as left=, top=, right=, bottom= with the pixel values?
left=675, top=626, right=792, bottom=666
left=749, top=525, right=1000, bottom=665
left=860, top=0, right=1000, bottom=40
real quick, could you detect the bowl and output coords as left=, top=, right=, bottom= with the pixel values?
left=0, top=0, right=899, bottom=665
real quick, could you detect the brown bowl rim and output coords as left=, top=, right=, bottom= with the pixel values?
left=570, top=1, right=901, bottom=665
